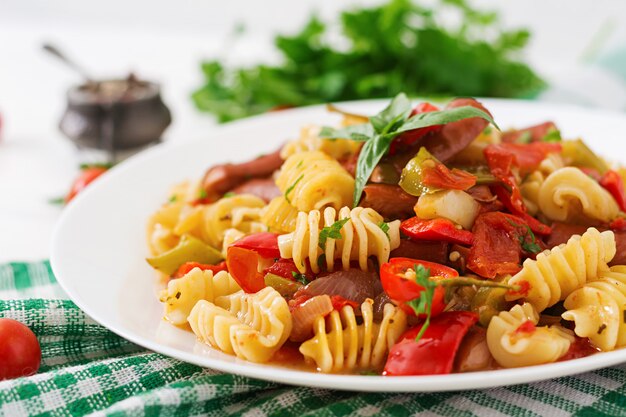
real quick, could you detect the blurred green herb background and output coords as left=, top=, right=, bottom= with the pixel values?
left=192, top=0, right=545, bottom=122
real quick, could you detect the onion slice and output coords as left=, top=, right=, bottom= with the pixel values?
left=289, top=295, right=333, bottom=342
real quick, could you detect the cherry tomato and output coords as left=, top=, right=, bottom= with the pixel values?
left=0, top=318, right=41, bottom=380
left=380, top=258, right=456, bottom=317
left=65, top=167, right=108, bottom=203
left=383, top=311, right=478, bottom=376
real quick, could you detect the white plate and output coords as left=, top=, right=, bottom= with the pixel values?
left=51, top=99, right=626, bottom=392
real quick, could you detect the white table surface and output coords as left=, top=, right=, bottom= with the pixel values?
left=2, top=1, right=626, bottom=262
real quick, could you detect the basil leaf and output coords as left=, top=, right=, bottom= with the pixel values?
left=369, top=93, right=411, bottom=134
left=352, top=133, right=396, bottom=207
left=393, top=105, right=499, bottom=135
left=319, top=123, right=374, bottom=141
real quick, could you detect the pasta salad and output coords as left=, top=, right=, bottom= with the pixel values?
left=146, top=94, right=626, bottom=376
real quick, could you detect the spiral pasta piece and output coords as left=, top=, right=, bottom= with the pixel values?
left=538, top=167, right=619, bottom=223
left=188, top=287, right=292, bottom=363
left=521, top=153, right=563, bottom=215
left=187, top=194, right=266, bottom=249
left=261, top=196, right=299, bottom=233
left=278, top=206, right=401, bottom=274
left=299, top=300, right=407, bottom=373
left=507, top=228, right=616, bottom=312
left=280, top=125, right=362, bottom=160
left=562, top=266, right=626, bottom=351
left=276, top=151, right=355, bottom=212
left=487, top=303, right=574, bottom=368
left=159, top=268, right=240, bottom=325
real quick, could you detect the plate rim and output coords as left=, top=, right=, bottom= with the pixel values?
left=51, top=98, right=626, bottom=392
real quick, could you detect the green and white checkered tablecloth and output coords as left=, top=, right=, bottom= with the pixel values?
left=2, top=262, right=626, bottom=416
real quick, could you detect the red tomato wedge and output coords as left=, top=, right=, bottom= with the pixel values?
left=383, top=311, right=478, bottom=376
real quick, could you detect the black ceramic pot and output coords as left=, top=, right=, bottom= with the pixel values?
left=59, top=77, right=171, bottom=155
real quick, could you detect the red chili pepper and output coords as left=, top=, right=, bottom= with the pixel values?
left=599, top=170, right=626, bottom=212
left=227, top=232, right=281, bottom=293
left=401, top=217, right=474, bottom=246
left=383, top=311, right=478, bottom=376
left=492, top=185, right=552, bottom=236
left=230, top=232, right=281, bottom=259
left=389, top=102, right=441, bottom=154
left=65, top=167, right=108, bottom=203
left=173, top=261, right=227, bottom=279
left=380, top=258, right=454, bottom=317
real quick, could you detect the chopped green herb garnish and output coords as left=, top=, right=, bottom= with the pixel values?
left=360, top=370, right=379, bottom=376
left=168, top=195, right=178, bottom=203
left=318, top=218, right=350, bottom=249
left=291, top=271, right=310, bottom=285
left=284, top=174, right=303, bottom=204
left=296, top=160, right=304, bottom=168
left=79, top=162, right=114, bottom=170
left=223, top=192, right=236, bottom=198
left=405, top=264, right=436, bottom=343
left=317, top=253, right=327, bottom=270
left=378, top=221, right=390, bottom=238
left=542, top=129, right=562, bottom=142
left=507, top=219, right=541, bottom=254
left=198, top=189, right=208, bottom=200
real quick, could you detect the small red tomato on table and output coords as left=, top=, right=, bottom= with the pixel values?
left=0, top=318, right=41, bottom=380
left=65, top=165, right=109, bottom=203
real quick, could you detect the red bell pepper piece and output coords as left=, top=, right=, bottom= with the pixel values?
left=230, top=232, right=280, bottom=259
left=401, top=217, right=474, bottom=246
left=173, top=261, right=227, bottom=279
left=389, top=102, right=441, bottom=154
left=610, top=217, right=626, bottom=231
left=380, top=258, right=455, bottom=317
left=264, top=258, right=302, bottom=281
left=599, top=170, right=626, bottom=212
left=227, top=232, right=281, bottom=293
left=330, top=295, right=359, bottom=311
left=383, top=311, right=478, bottom=376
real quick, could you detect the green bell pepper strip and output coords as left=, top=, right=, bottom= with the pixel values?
left=146, top=235, right=223, bottom=275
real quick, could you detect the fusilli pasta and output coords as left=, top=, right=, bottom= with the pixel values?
left=562, top=266, right=626, bottom=351
left=299, top=300, right=407, bottom=373
left=159, top=268, right=240, bottom=325
left=538, top=167, right=620, bottom=223
left=261, top=196, right=299, bottom=234
left=275, top=151, right=355, bottom=212
left=188, top=287, right=292, bottom=363
left=487, top=303, right=574, bottom=368
left=278, top=206, right=401, bottom=274
left=507, top=228, right=616, bottom=312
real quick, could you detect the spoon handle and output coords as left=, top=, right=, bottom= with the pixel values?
left=42, top=43, right=94, bottom=83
